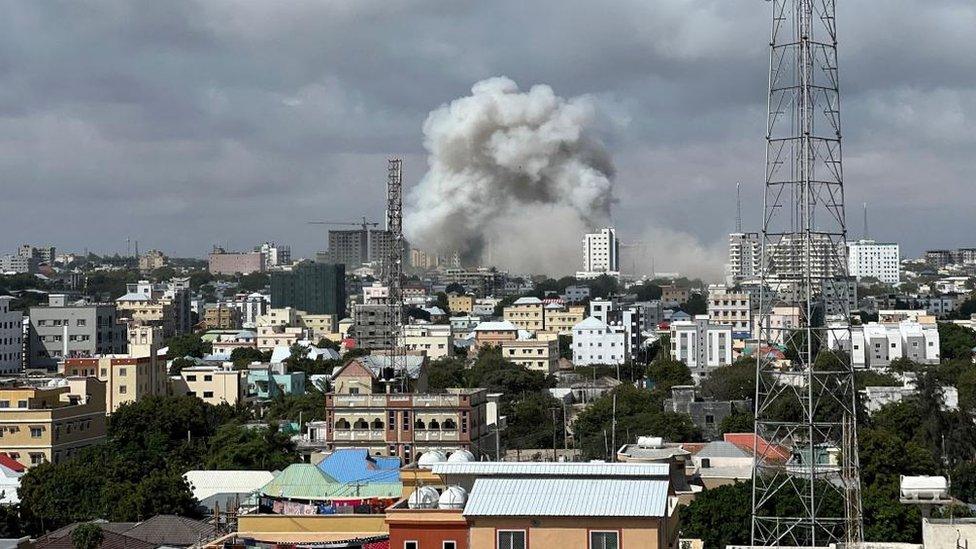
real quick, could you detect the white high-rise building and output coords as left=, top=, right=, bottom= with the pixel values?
left=726, top=232, right=761, bottom=285
left=577, top=227, right=620, bottom=279
left=0, top=296, right=23, bottom=374
left=572, top=316, right=628, bottom=366
left=259, top=241, right=291, bottom=267
left=669, top=315, right=732, bottom=377
left=707, top=284, right=753, bottom=334
left=846, top=239, right=900, bottom=284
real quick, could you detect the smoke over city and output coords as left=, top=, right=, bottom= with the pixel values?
left=405, top=77, right=615, bottom=272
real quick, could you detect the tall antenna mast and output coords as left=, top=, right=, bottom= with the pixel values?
left=862, top=202, right=868, bottom=240
left=736, top=182, right=743, bottom=232
left=752, top=1, right=862, bottom=549
left=385, top=158, right=407, bottom=392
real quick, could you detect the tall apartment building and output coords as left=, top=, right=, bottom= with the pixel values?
left=208, top=248, right=265, bottom=275
left=572, top=317, right=628, bottom=366
left=270, top=262, right=346, bottom=317
left=0, top=254, right=36, bottom=274
left=321, top=360, right=491, bottom=461
left=19, top=244, right=55, bottom=265
left=115, top=280, right=192, bottom=338
left=707, top=285, right=752, bottom=334
left=440, top=268, right=503, bottom=298
left=0, top=377, right=106, bottom=468
left=847, top=239, right=900, bottom=284
left=0, top=297, right=23, bottom=374
left=258, top=241, right=291, bottom=267
left=368, top=229, right=410, bottom=267
left=503, top=297, right=545, bottom=332
left=325, top=229, right=369, bottom=267
left=27, top=295, right=125, bottom=369
left=670, top=315, right=732, bottom=377
left=726, top=232, right=761, bottom=285
left=577, top=227, right=620, bottom=278
left=351, top=304, right=393, bottom=350
left=226, top=292, right=269, bottom=326
left=769, top=233, right=843, bottom=281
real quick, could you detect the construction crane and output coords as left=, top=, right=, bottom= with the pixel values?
left=306, top=216, right=379, bottom=232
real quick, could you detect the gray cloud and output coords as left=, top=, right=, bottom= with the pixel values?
left=0, top=0, right=972, bottom=275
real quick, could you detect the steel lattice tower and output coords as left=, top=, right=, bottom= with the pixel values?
left=385, top=158, right=407, bottom=391
left=751, top=1, right=863, bottom=548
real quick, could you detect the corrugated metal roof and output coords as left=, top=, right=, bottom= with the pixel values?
left=260, top=464, right=338, bottom=500
left=463, top=478, right=669, bottom=517
left=184, top=470, right=274, bottom=501
left=430, top=461, right=669, bottom=477
left=696, top=441, right=752, bottom=459
left=318, top=448, right=401, bottom=484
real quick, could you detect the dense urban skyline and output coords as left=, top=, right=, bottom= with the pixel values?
left=0, top=1, right=973, bottom=275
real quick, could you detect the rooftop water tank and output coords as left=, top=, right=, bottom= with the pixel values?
left=637, top=436, right=664, bottom=449
left=437, top=486, right=468, bottom=510
left=417, top=450, right=447, bottom=468
left=900, top=475, right=949, bottom=501
left=408, top=486, right=440, bottom=509
left=447, top=449, right=475, bottom=463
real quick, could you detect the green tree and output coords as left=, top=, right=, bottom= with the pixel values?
left=557, top=335, right=573, bottom=360
left=231, top=346, right=267, bottom=369
left=266, top=388, right=327, bottom=423
left=150, top=266, right=177, bottom=282
left=317, top=338, right=340, bottom=351
left=679, top=482, right=751, bottom=548
left=505, top=392, right=567, bottom=451
left=166, top=333, right=211, bottom=360
left=645, top=359, right=692, bottom=394
left=435, top=292, right=450, bottom=313
left=680, top=293, right=707, bottom=315
left=169, top=357, right=196, bottom=375
left=633, top=282, right=662, bottom=301
left=938, top=322, right=976, bottom=361
left=426, top=357, right=467, bottom=391
left=588, top=274, right=619, bottom=299
left=204, top=422, right=297, bottom=470
left=71, top=523, right=104, bottom=549
left=239, top=272, right=270, bottom=292
left=700, top=360, right=755, bottom=401
left=719, top=410, right=754, bottom=435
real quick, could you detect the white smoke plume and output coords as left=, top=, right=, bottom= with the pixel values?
left=405, top=77, right=614, bottom=272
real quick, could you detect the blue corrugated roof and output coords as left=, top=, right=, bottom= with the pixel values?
left=317, top=448, right=401, bottom=485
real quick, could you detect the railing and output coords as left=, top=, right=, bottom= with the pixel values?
left=332, top=429, right=386, bottom=441
left=413, top=429, right=460, bottom=442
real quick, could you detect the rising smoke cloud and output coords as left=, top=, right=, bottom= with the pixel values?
left=404, top=77, right=615, bottom=273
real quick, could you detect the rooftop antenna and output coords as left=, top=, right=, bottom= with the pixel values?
left=863, top=202, right=869, bottom=240
left=736, top=182, right=742, bottom=232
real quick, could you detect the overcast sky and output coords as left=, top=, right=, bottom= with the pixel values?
left=0, top=1, right=973, bottom=272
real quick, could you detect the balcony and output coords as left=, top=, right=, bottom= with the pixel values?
left=331, top=428, right=386, bottom=442
left=412, top=429, right=460, bottom=442
left=412, top=395, right=461, bottom=407
left=332, top=395, right=388, bottom=408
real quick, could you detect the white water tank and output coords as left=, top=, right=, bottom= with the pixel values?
left=437, top=486, right=468, bottom=510
left=447, top=449, right=475, bottom=463
left=417, top=450, right=447, bottom=468
left=900, top=475, right=948, bottom=501
left=408, top=486, right=440, bottom=509
left=637, top=436, right=664, bottom=449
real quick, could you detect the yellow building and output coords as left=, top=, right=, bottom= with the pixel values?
left=402, top=324, right=454, bottom=359
left=500, top=339, right=559, bottom=374
left=543, top=305, right=586, bottom=335
left=447, top=294, right=475, bottom=315
left=0, top=377, right=107, bottom=468
left=257, top=325, right=306, bottom=351
left=174, top=365, right=244, bottom=406
left=503, top=297, right=546, bottom=332
left=203, top=304, right=242, bottom=330
left=297, top=313, right=337, bottom=339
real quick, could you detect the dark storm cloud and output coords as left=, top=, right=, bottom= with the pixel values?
left=0, top=0, right=972, bottom=268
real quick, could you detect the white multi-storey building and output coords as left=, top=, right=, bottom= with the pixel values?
left=259, top=241, right=291, bottom=267
left=707, top=285, right=752, bottom=335
left=401, top=323, right=454, bottom=360
left=577, top=227, right=620, bottom=279
left=670, top=315, right=732, bottom=377
left=725, top=232, right=761, bottom=285
left=572, top=317, right=628, bottom=366
left=0, top=297, right=23, bottom=374
left=846, top=239, right=900, bottom=284
left=828, top=320, right=940, bottom=369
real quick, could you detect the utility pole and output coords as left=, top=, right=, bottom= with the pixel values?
left=551, top=408, right=558, bottom=462
left=610, top=394, right=617, bottom=462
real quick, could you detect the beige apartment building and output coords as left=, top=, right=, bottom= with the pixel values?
left=173, top=365, right=244, bottom=406
left=542, top=305, right=586, bottom=336
left=447, top=294, right=475, bottom=315
left=0, top=377, right=107, bottom=468
left=503, top=297, right=546, bottom=332
left=256, top=325, right=306, bottom=351
left=296, top=313, right=337, bottom=340
left=401, top=324, right=454, bottom=360
left=500, top=339, right=560, bottom=374
left=255, top=307, right=336, bottom=342
left=61, top=325, right=168, bottom=413
left=202, top=304, right=242, bottom=330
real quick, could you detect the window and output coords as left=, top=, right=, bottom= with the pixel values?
left=204, top=375, right=213, bottom=382
left=186, top=375, right=197, bottom=382
left=30, top=427, right=43, bottom=438
left=203, top=391, right=214, bottom=398
left=405, top=541, right=418, bottom=549
left=498, top=530, right=526, bottom=549
left=443, top=542, right=457, bottom=549
left=0, top=401, right=8, bottom=408
left=590, top=531, right=619, bottom=549
left=30, top=453, right=45, bottom=465
left=17, top=400, right=27, bottom=409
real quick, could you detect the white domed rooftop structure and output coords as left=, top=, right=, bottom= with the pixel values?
left=437, top=485, right=468, bottom=510
left=447, top=449, right=475, bottom=463
left=408, top=486, right=440, bottom=509
left=417, top=450, right=447, bottom=468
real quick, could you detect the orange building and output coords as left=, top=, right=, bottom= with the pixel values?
left=471, top=321, right=519, bottom=350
